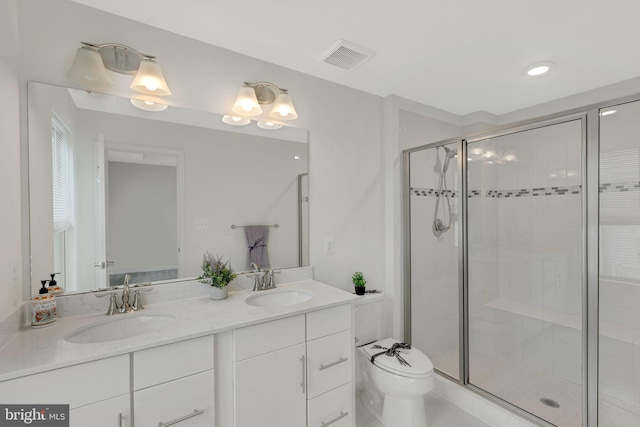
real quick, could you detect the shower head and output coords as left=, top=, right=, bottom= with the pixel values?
left=443, top=146, right=457, bottom=158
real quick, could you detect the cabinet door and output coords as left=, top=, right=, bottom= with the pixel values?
left=135, top=370, right=214, bottom=427
left=235, top=343, right=306, bottom=427
left=70, top=394, right=130, bottom=427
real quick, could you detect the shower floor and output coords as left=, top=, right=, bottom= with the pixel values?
left=432, top=350, right=640, bottom=426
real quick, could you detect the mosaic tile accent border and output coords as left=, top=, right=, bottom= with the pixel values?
left=600, top=182, right=640, bottom=193
left=411, top=188, right=458, bottom=197
left=483, top=185, right=581, bottom=198
left=412, top=182, right=637, bottom=198
left=410, top=185, right=582, bottom=198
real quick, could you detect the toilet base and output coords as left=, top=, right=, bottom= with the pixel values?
left=359, top=390, right=429, bottom=427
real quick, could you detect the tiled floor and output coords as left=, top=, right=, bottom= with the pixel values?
left=356, top=391, right=491, bottom=427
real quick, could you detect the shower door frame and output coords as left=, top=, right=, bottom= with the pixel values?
left=402, top=92, right=640, bottom=426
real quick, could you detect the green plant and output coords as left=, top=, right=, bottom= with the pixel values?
left=352, top=271, right=366, bottom=287
left=197, top=252, right=237, bottom=288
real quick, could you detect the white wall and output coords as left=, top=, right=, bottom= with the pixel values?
left=0, top=0, right=23, bottom=322
left=17, top=0, right=383, bottom=302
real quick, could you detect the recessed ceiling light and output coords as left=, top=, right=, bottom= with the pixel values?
left=527, top=61, right=555, bottom=76
left=600, top=110, right=617, bottom=116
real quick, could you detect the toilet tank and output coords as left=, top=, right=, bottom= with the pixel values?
left=354, top=293, right=383, bottom=346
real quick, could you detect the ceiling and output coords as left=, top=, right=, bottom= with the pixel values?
left=69, top=0, right=640, bottom=116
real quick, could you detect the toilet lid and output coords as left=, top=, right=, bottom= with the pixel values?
left=361, top=338, right=433, bottom=378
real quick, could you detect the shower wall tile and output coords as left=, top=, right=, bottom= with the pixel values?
left=600, top=353, right=635, bottom=403
left=600, top=336, right=633, bottom=362
left=522, top=332, right=554, bottom=375
left=554, top=340, right=582, bottom=385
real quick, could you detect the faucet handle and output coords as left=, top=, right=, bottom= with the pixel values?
left=132, top=288, right=152, bottom=311
left=96, top=291, right=119, bottom=315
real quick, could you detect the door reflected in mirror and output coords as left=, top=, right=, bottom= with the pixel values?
left=28, top=82, right=309, bottom=296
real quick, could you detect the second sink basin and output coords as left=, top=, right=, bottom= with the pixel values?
left=245, top=289, right=312, bottom=308
left=64, top=312, right=177, bottom=344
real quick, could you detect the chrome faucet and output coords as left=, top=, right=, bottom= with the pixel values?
left=247, top=265, right=281, bottom=291
left=120, top=274, right=133, bottom=313
left=95, top=274, right=153, bottom=315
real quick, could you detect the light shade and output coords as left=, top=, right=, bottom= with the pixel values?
left=222, top=115, right=251, bottom=126
left=270, top=92, right=298, bottom=120
left=232, top=85, right=263, bottom=116
left=130, top=98, right=168, bottom=112
left=257, top=121, right=283, bottom=130
left=66, top=46, right=113, bottom=86
left=130, top=58, right=171, bottom=96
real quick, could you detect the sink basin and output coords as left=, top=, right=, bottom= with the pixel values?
left=245, top=289, right=312, bottom=308
left=64, top=313, right=177, bottom=344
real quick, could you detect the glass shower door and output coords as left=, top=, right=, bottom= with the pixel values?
left=598, top=101, right=640, bottom=426
left=408, top=142, right=460, bottom=380
left=466, top=120, right=584, bottom=426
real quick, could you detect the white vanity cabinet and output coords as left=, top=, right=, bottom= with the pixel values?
left=0, top=355, right=131, bottom=427
left=233, top=304, right=354, bottom=427
left=133, top=335, right=215, bottom=427
left=306, top=304, right=354, bottom=427
left=234, top=315, right=307, bottom=427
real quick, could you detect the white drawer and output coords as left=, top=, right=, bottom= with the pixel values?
left=306, top=330, right=352, bottom=399
left=70, top=394, right=130, bottom=427
left=307, top=304, right=351, bottom=341
left=234, top=315, right=305, bottom=361
left=308, top=383, right=353, bottom=427
left=134, top=335, right=214, bottom=390
left=0, top=355, right=129, bottom=409
left=134, top=370, right=215, bottom=427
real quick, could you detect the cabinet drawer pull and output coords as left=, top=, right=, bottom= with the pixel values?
left=157, top=409, right=204, bottom=427
left=320, top=411, right=349, bottom=427
left=301, top=355, right=307, bottom=393
left=118, top=412, right=123, bottom=427
left=320, top=357, right=348, bottom=371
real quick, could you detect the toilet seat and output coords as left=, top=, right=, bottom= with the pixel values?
left=360, top=338, right=433, bottom=379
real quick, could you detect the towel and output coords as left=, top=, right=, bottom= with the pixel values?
left=245, top=225, right=270, bottom=269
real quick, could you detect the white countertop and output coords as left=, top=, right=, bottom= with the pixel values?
left=0, top=280, right=358, bottom=382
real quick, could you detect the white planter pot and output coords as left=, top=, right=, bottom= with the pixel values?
left=210, top=286, right=228, bottom=300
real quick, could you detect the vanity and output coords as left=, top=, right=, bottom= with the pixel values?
left=0, top=280, right=357, bottom=427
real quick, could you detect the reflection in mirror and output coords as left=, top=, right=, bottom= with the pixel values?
left=28, top=82, right=309, bottom=296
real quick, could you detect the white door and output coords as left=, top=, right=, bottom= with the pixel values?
left=94, top=134, right=112, bottom=287
left=235, top=343, right=307, bottom=427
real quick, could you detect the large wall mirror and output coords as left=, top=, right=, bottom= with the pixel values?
left=28, top=82, right=309, bottom=295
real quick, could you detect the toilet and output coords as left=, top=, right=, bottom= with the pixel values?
left=355, top=295, right=435, bottom=427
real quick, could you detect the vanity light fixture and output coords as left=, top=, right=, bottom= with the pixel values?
left=130, top=98, right=168, bottom=112
left=257, top=121, right=283, bottom=130
left=527, top=61, right=555, bottom=76
left=222, top=115, right=251, bottom=126
left=67, top=42, right=171, bottom=95
left=232, top=82, right=298, bottom=120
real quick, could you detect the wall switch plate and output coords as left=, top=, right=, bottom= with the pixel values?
left=323, top=237, right=334, bottom=255
left=195, top=219, right=209, bottom=229
left=10, top=258, right=20, bottom=288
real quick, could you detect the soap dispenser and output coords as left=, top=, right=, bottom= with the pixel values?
left=31, top=280, right=57, bottom=328
left=47, top=273, right=63, bottom=296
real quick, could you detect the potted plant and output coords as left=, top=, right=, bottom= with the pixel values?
left=352, top=271, right=366, bottom=295
left=197, top=252, right=237, bottom=300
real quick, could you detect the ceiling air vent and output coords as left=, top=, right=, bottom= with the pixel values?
left=320, top=39, right=376, bottom=70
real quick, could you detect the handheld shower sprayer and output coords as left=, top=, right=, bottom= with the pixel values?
left=433, top=145, right=457, bottom=238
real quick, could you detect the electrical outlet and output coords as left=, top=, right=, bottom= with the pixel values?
left=10, top=258, right=20, bottom=288
left=195, top=219, right=209, bottom=229
left=323, top=237, right=334, bottom=255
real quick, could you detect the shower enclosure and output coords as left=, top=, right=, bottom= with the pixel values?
left=404, top=95, right=640, bottom=426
